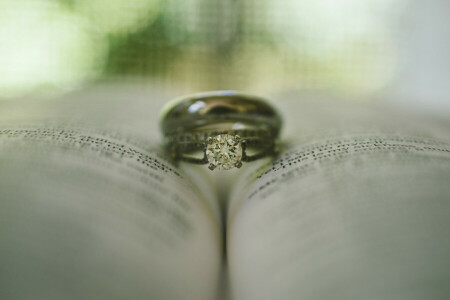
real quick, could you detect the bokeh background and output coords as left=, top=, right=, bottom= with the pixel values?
left=0, top=0, right=449, bottom=114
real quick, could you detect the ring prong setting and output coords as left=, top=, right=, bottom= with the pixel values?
left=205, top=134, right=243, bottom=170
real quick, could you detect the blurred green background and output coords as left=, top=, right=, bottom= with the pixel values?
left=0, top=0, right=437, bottom=99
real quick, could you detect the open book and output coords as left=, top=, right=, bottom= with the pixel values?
left=1, top=85, right=449, bottom=300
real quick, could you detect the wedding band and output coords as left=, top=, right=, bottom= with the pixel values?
left=160, top=91, right=282, bottom=170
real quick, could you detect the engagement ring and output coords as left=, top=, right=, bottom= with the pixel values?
left=160, top=91, right=282, bottom=170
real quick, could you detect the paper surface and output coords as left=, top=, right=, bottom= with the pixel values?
left=228, top=95, right=450, bottom=300
left=0, top=85, right=222, bottom=300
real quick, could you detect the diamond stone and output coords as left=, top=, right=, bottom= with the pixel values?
left=206, top=134, right=243, bottom=170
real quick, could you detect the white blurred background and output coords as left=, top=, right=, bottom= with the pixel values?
left=0, top=0, right=448, bottom=116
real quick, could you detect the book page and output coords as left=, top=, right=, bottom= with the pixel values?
left=227, top=94, right=450, bottom=300
left=0, top=84, right=222, bottom=300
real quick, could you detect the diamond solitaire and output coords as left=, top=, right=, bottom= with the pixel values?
left=160, top=91, right=282, bottom=171
left=206, top=134, right=243, bottom=170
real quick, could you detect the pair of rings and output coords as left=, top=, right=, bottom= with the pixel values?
left=160, top=91, right=282, bottom=171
